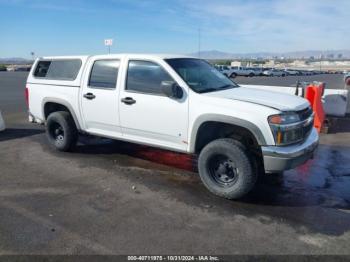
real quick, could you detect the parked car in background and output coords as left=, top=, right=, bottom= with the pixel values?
left=230, top=66, right=256, bottom=77
left=249, top=67, right=264, bottom=76
left=299, top=70, right=313, bottom=76
left=215, top=65, right=234, bottom=77
left=284, top=69, right=300, bottom=76
left=263, top=69, right=287, bottom=77
left=0, top=111, right=5, bottom=131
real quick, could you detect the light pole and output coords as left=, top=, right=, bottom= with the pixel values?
left=104, top=39, right=113, bottom=54
left=198, top=28, right=201, bottom=58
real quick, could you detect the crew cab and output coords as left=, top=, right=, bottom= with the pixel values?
left=26, top=54, right=319, bottom=199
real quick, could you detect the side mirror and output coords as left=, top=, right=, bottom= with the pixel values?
left=161, top=81, right=184, bottom=99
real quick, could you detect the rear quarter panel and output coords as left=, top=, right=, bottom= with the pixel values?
left=26, top=57, right=89, bottom=129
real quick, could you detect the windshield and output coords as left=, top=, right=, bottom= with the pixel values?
left=165, top=58, right=239, bottom=93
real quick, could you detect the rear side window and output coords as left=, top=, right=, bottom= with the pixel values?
left=126, top=60, right=173, bottom=94
left=34, top=59, right=82, bottom=80
left=34, top=61, right=51, bottom=77
left=88, top=60, right=120, bottom=89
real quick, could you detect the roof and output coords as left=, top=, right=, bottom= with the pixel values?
left=39, top=53, right=196, bottom=60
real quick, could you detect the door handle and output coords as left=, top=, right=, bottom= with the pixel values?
left=121, top=97, right=136, bottom=105
left=83, top=93, right=96, bottom=100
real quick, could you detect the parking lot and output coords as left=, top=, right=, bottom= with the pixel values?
left=0, top=71, right=350, bottom=255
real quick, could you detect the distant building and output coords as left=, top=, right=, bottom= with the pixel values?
left=264, top=60, right=276, bottom=67
left=230, top=61, right=241, bottom=67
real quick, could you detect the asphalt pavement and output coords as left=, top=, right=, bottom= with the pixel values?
left=0, top=72, right=350, bottom=255
left=234, top=74, right=346, bottom=89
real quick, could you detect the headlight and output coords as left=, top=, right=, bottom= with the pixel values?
left=268, top=113, right=300, bottom=125
left=268, top=113, right=304, bottom=145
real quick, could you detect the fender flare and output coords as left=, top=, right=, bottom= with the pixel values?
left=42, top=97, right=82, bottom=130
left=189, top=114, right=267, bottom=153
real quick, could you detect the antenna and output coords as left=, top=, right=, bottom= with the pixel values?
left=198, top=27, right=201, bottom=58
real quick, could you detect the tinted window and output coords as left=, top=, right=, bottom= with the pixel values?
left=166, top=58, right=238, bottom=93
left=34, top=61, right=51, bottom=77
left=89, top=60, right=120, bottom=89
left=126, top=60, right=173, bottom=94
left=47, top=60, right=81, bottom=80
left=34, top=60, right=81, bottom=80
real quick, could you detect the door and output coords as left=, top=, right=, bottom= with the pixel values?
left=81, top=59, right=122, bottom=136
left=119, top=59, right=189, bottom=151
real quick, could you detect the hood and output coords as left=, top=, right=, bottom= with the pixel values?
left=203, top=87, right=309, bottom=111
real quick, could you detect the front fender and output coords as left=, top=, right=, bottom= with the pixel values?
left=189, top=114, right=267, bottom=153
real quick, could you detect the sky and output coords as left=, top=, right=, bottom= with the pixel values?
left=0, top=0, right=349, bottom=58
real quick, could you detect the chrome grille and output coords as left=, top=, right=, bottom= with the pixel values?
left=298, top=107, right=314, bottom=140
left=297, top=106, right=313, bottom=121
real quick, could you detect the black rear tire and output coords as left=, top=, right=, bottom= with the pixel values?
left=230, top=73, right=237, bottom=78
left=198, top=138, right=257, bottom=199
left=46, top=111, right=78, bottom=152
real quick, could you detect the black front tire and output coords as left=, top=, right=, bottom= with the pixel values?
left=198, top=138, right=257, bottom=199
left=46, top=111, right=78, bottom=152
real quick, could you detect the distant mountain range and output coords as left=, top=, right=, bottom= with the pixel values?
left=0, top=57, right=32, bottom=64
left=1, top=49, right=350, bottom=63
left=189, top=50, right=350, bottom=59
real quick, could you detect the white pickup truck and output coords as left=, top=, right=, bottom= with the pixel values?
left=230, top=66, right=256, bottom=77
left=26, top=54, right=318, bottom=199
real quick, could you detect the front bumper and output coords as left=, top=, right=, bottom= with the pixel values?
left=261, top=128, right=319, bottom=173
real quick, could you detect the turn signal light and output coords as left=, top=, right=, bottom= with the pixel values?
left=268, top=115, right=282, bottom=124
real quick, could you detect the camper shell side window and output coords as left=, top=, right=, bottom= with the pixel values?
left=33, top=59, right=82, bottom=80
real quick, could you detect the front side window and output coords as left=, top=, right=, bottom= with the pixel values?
left=166, top=58, right=238, bottom=93
left=126, top=60, right=174, bottom=95
left=89, top=60, right=120, bottom=89
left=34, top=60, right=81, bottom=80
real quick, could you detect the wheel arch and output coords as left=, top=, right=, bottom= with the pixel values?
left=42, top=98, right=82, bottom=130
left=189, top=114, right=267, bottom=154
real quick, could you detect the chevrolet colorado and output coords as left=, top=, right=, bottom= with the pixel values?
left=26, top=54, right=318, bottom=199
